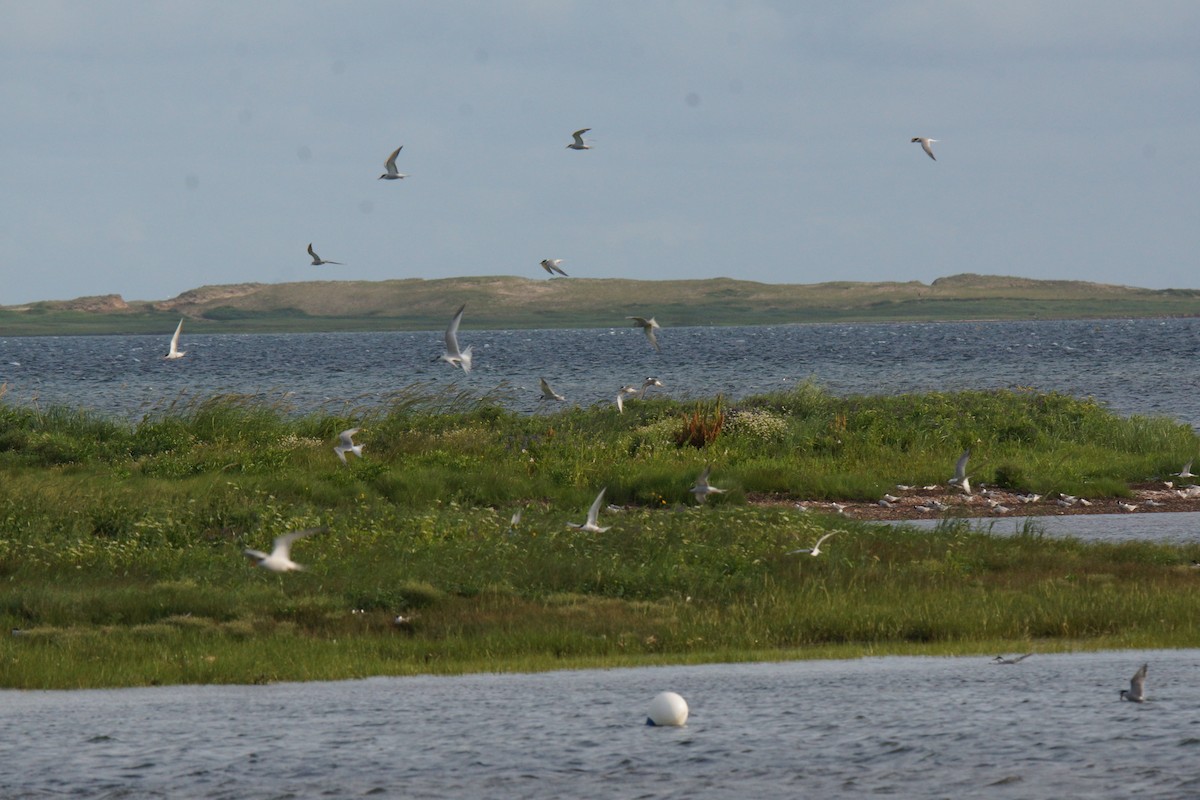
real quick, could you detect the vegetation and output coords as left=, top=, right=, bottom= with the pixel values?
left=3, top=273, right=1200, bottom=334
left=1, top=385, right=1198, bottom=688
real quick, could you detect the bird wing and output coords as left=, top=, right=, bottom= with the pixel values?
left=445, top=304, right=466, bottom=355
left=616, top=392, right=625, bottom=413
left=271, top=527, right=325, bottom=559
left=169, top=319, right=183, bottom=352
left=922, top=140, right=936, bottom=160
left=954, top=450, right=970, bottom=481
left=586, top=488, right=607, bottom=526
left=338, top=428, right=360, bottom=447
left=539, top=377, right=557, bottom=399
left=552, top=263, right=568, bottom=276
left=572, top=128, right=590, bottom=144
left=1130, top=663, right=1148, bottom=693
left=814, top=530, right=840, bottom=549
left=627, top=316, right=647, bottom=326
left=308, top=243, right=318, bottom=259
left=385, top=145, right=403, bottom=172
left=646, top=326, right=660, bottom=352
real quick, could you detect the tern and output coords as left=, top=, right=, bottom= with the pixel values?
left=627, top=316, right=661, bottom=352
left=165, top=318, right=186, bottom=360
left=379, top=145, right=407, bottom=180
left=438, top=304, right=473, bottom=373
left=912, top=137, right=938, bottom=161
left=243, top=527, right=325, bottom=572
left=688, top=465, right=726, bottom=503
left=993, top=653, right=1033, bottom=664
left=639, top=377, right=664, bottom=399
left=539, top=377, right=565, bottom=402
left=1120, top=663, right=1148, bottom=702
left=334, top=428, right=363, bottom=464
left=948, top=450, right=971, bottom=495
left=567, top=488, right=611, bottom=533
left=308, top=243, right=343, bottom=266
left=789, top=530, right=840, bottom=556
left=615, top=385, right=639, bottom=413
left=566, top=128, right=592, bottom=150
left=540, top=259, right=568, bottom=277
left=509, top=506, right=524, bottom=531
left=1117, top=501, right=1139, bottom=512
left=1175, top=460, right=1195, bottom=478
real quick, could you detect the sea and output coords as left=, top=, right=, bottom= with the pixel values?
left=3, top=316, right=1200, bottom=798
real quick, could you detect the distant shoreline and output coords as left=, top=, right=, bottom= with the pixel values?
left=2, top=272, right=1199, bottom=336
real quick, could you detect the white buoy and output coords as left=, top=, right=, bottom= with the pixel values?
left=646, top=691, right=689, bottom=726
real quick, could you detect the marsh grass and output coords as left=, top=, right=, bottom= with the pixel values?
left=2, top=385, right=1199, bottom=687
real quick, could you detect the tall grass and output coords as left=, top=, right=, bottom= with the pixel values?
left=1, top=385, right=1198, bottom=687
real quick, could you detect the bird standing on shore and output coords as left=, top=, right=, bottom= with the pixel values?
left=244, top=528, right=325, bottom=572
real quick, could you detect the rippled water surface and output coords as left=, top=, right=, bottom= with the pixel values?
left=5, top=652, right=1200, bottom=799
left=3, top=316, right=1200, bottom=423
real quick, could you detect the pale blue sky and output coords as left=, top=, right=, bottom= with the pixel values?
left=3, top=1, right=1199, bottom=305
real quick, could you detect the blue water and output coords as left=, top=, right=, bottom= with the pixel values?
left=2, top=316, right=1200, bottom=423
left=4, top=652, right=1199, bottom=799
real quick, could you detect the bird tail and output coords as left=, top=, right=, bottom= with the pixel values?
left=460, top=346, right=474, bottom=373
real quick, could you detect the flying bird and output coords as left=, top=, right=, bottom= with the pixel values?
left=438, top=304, right=473, bottom=373
left=615, top=385, right=639, bottom=413
left=334, top=428, right=363, bottom=464
left=308, top=243, right=344, bottom=266
left=627, top=316, right=661, bottom=352
left=789, top=530, right=841, bottom=556
left=165, top=318, right=186, bottom=360
left=540, top=259, right=568, bottom=277
left=1120, top=663, right=1148, bottom=702
left=539, top=377, right=565, bottom=402
left=243, top=527, right=325, bottom=573
left=566, top=128, right=592, bottom=150
left=688, top=465, right=726, bottom=503
left=1175, top=460, right=1195, bottom=478
left=912, top=137, right=938, bottom=161
left=948, top=450, right=971, bottom=495
left=992, top=653, right=1033, bottom=665
left=379, top=145, right=407, bottom=180
left=567, top=488, right=611, bottom=533
left=639, top=376, right=664, bottom=399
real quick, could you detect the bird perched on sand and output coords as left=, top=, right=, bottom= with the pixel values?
left=307, top=243, right=343, bottom=266
left=1120, top=663, right=1148, bottom=702
left=993, top=653, right=1033, bottom=664
left=243, top=527, right=325, bottom=572
left=912, top=137, right=938, bottom=161
left=379, top=145, right=407, bottom=179
left=688, top=465, right=726, bottom=503
left=566, top=128, right=592, bottom=150
left=948, top=450, right=971, bottom=495
left=538, top=377, right=565, bottom=402
left=438, top=304, right=473, bottom=373
left=567, top=488, right=611, bottom=533
left=540, top=259, right=568, bottom=277
left=789, top=530, right=841, bottom=557
left=1117, top=501, right=1139, bottom=512
left=334, top=428, right=363, bottom=464
left=627, top=316, right=661, bottom=352
left=165, top=318, right=186, bottom=360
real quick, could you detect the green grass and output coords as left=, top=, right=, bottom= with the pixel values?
left=1, top=385, right=1198, bottom=688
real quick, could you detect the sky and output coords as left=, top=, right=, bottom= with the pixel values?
left=3, top=1, right=1200, bottom=305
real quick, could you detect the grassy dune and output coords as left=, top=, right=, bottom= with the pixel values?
left=2, top=385, right=1199, bottom=688
left=3, top=273, right=1200, bottom=334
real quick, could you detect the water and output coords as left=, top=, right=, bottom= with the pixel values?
left=3, top=316, right=1200, bottom=424
left=4, top=652, right=1199, bottom=798
left=902, top=511, right=1200, bottom=545
left=5, top=316, right=1198, bottom=797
